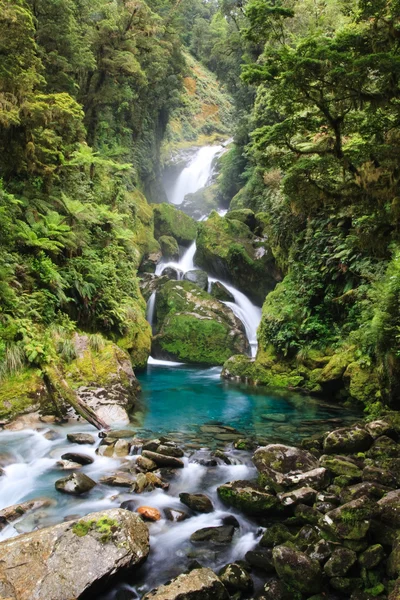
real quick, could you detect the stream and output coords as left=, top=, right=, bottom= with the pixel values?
left=0, top=144, right=362, bottom=599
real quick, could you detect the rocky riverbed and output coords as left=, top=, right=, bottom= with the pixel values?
left=0, top=413, right=399, bottom=600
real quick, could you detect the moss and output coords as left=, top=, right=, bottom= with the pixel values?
left=72, top=517, right=119, bottom=543
left=344, top=361, right=381, bottom=404
left=116, top=304, right=152, bottom=370
left=159, top=235, right=179, bottom=260
left=152, top=203, right=197, bottom=246
left=0, top=368, right=45, bottom=420
left=222, top=354, right=305, bottom=389
left=65, top=340, right=130, bottom=389
left=217, top=481, right=280, bottom=516
left=226, top=209, right=256, bottom=230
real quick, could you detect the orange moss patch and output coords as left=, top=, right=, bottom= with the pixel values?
left=184, top=76, right=197, bottom=96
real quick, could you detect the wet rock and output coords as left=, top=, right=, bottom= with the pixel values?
left=323, top=427, right=373, bottom=455
left=0, top=508, right=149, bottom=600
left=142, top=450, right=184, bottom=469
left=57, top=459, right=83, bottom=470
left=330, top=576, right=363, bottom=594
left=153, top=203, right=197, bottom=247
left=253, top=444, right=318, bottom=481
left=387, top=537, right=400, bottom=578
left=363, top=465, right=397, bottom=488
left=365, top=419, right=396, bottom=439
left=136, top=456, right=158, bottom=472
left=179, top=493, right=214, bottom=513
left=60, top=452, right=94, bottom=466
left=132, top=472, right=168, bottom=493
left=307, top=539, right=333, bottom=562
left=217, top=480, right=280, bottom=516
left=67, top=432, right=96, bottom=445
left=140, top=250, right=162, bottom=274
left=260, top=524, right=294, bottom=548
left=213, top=449, right=233, bottom=465
left=294, top=503, right=322, bottom=525
left=210, top=281, right=234, bottom=302
left=141, top=567, right=229, bottom=600
left=340, top=481, right=390, bottom=503
left=245, top=548, right=275, bottom=572
left=278, top=486, right=317, bottom=507
left=120, top=500, right=137, bottom=512
left=106, top=429, right=135, bottom=439
left=100, top=473, right=133, bottom=488
left=43, top=429, right=62, bottom=441
left=0, top=499, right=52, bottom=523
left=55, top=472, right=96, bottom=495
left=159, top=235, right=180, bottom=261
left=272, top=545, right=323, bottom=594
left=113, top=439, right=130, bottom=457
left=321, top=496, right=377, bottom=540
left=142, top=439, right=162, bottom=452
left=163, top=267, right=182, bottom=280
left=137, top=506, right=161, bottom=522
left=283, top=467, right=330, bottom=491
left=359, top=544, right=385, bottom=569
left=183, top=269, right=209, bottom=291
left=324, top=547, right=357, bottom=577
left=221, top=515, right=240, bottom=528
left=164, top=508, right=188, bottom=522
left=262, top=577, right=293, bottom=600
left=378, top=489, right=400, bottom=527
left=218, top=563, right=253, bottom=595
left=156, top=444, right=184, bottom=458
left=367, top=435, right=399, bottom=459
left=191, top=525, right=235, bottom=545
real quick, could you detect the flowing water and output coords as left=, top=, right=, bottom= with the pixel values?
left=0, top=144, right=362, bottom=599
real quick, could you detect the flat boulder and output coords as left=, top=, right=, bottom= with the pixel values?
left=55, top=472, right=96, bottom=495
left=191, top=526, right=234, bottom=545
left=142, top=568, right=229, bottom=600
left=323, top=427, right=373, bottom=455
left=142, top=450, right=184, bottom=469
left=0, top=508, right=149, bottom=600
left=67, top=433, right=96, bottom=445
left=217, top=480, right=280, bottom=516
left=179, top=493, right=214, bottom=513
left=253, top=444, right=319, bottom=491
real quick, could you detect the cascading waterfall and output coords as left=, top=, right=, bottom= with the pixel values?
left=153, top=144, right=262, bottom=356
left=146, top=292, right=156, bottom=329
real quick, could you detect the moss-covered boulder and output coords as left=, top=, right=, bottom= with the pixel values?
left=323, top=427, right=373, bottom=455
left=226, top=208, right=257, bottom=231
left=324, top=547, right=357, bottom=577
left=152, top=280, right=249, bottom=365
left=116, top=300, right=152, bottom=370
left=320, top=496, right=377, bottom=540
left=195, top=211, right=281, bottom=304
left=180, top=184, right=219, bottom=220
left=253, top=444, right=319, bottom=492
left=210, top=281, right=234, bottom=302
left=272, top=545, right=323, bottom=594
left=183, top=269, right=208, bottom=291
left=0, top=369, right=47, bottom=422
left=159, top=235, right=180, bottom=260
left=217, top=480, right=280, bottom=516
left=153, top=203, right=197, bottom=247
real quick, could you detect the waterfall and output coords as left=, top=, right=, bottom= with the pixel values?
left=150, top=143, right=263, bottom=358
left=146, top=292, right=156, bottom=329
left=167, top=145, right=223, bottom=205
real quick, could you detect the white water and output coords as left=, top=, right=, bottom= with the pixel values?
left=167, top=145, right=223, bottom=205
left=146, top=292, right=156, bottom=328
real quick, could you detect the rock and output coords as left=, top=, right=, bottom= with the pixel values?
left=277, top=486, right=317, bottom=507
left=140, top=250, right=162, bottom=274
left=210, top=281, right=235, bottom=302
left=156, top=444, right=184, bottom=458
left=152, top=280, right=249, bottom=365
left=142, top=450, right=184, bottom=469
left=319, top=455, right=363, bottom=479
left=283, top=468, right=331, bottom=491
left=378, top=489, right=400, bottom=527
left=359, top=544, right=385, bottom=569
left=179, top=493, right=214, bottom=513
left=221, top=515, right=240, bottom=528
left=307, top=539, right=333, bottom=562
left=132, top=472, right=168, bottom=493
left=330, top=577, right=363, bottom=594
left=365, top=419, right=396, bottom=439
left=106, top=429, right=135, bottom=439
left=217, top=480, right=280, bottom=516
left=324, top=547, right=357, bottom=577
left=142, top=568, right=229, bottom=600
left=218, top=563, right=253, bottom=594
left=55, top=472, right=96, bottom=495
left=245, top=548, right=275, bottom=572
left=163, top=267, right=182, bottom=280
left=367, top=435, right=399, bottom=459
left=387, top=537, right=400, bottom=578
left=262, top=577, right=293, bottom=600
left=57, top=459, right=83, bottom=470
left=159, top=235, right=180, bottom=260
left=100, top=473, right=133, bottom=487
left=272, top=545, right=323, bottom=594
left=260, top=524, right=294, bottom=548
left=183, top=270, right=209, bottom=291
left=226, top=208, right=257, bottom=231
left=323, top=427, right=373, bottom=455
left=195, top=211, right=280, bottom=304
left=340, top=481, right=389, bottom=503
left=136, top=456, right=158, bottom=472
left=113, top=439, right=130, bottom=457
left=253, top=444, right=320, bottom=491
left=0, top=508, right=149, bottom=600
left=321, top=496, right=377, bottom=540
left=363, top=465, right=397, bottom=488
left=60, top=452, right=94, bottom=466
left=137, top=506, right=161, bottom=522
left=153, top=203, right=197, bottom=247
left=67, top=432, right=96, bottom=445
left=164, top=508, right=188, bottom=522
left=190, top=526, right=235, bottom=545
left=294, top=503, right=322, bottom=525
left=0, top=499, right=52, bottom=523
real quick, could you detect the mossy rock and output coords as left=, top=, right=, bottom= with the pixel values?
left=180, top=184, right=219, bottom=220
left=272, top=545, right=323, bottom=594
left=226, top=209, right=257, bottom=231
left=128, top=189, right=160, bottom=265
left=152, top=203, right=197, bottom=247
left=217, top=480, right=281, bottom=516
left=152, top=280, right=249, bottom=365
left=221, top=354, right=305, bottom=390
left=0, top=369, right=46, bottom=421
left=195, top=211, right=280, bottom=304
left=159, top=235, right=180, bottom=260
left=344, top=361, right=381, bottom=404
left=116, top=300, right=152, bottom=370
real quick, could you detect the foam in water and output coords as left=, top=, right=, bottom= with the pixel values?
left=167, top=146, right=223, bottom=205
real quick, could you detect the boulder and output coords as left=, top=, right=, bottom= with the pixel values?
left=324, top=547, right=357, bottom=577
left=217, top=480, right=280, bottom=516
left=179, top=493, right=214, bottom=513
left=277, top=486, right=317, bottom=507
left=0, top=508, right=149, bottom=600
left=152, top=280, right=249, bottom=365
left=378, top=489, right=400, bottom=527
left=153, top=203, right=197, bottom=247
left=183, top=270, right=209, bottom=291
left=272, top=545, right=323, bottom=594
left=100, top=473, right=133, bottom=488
left=142, top=568, right=229, bottom=600
left=218, top=563, right=253, bottom=594
left=191, top=526, right=234, bottom=545
left=319, top=455, right=362, bottom=479
left=159, top=235, right=180, bottom=260
left=163, top=267, right=182, bottom=280
left=67, top=432, right=96, bottom=445
left=210, top=281, right=235, bottom=302
left=164, top=508, right=188, bottom=522
left=156, top=443, right=184, bottom=458
left=136, top=456, right=158, bottom=472
left=226, top=209, right=257, bottom=231
left=245, top=548, right=275, bottom=572
left=55, top=472, right=96, bottom=495
left=359, top=544, right=385, bottom=569
left=321, top=496, right=377, bottom=540
left=323, top=427, right=373, bottom=455
left=137, top=506, right=161, bottom=522
left=0, top=499, right=52, bottom=524
left=142, top=450, right=184, bottom=469
left=140, top=250, right=162, bottom=274
left=60, top=453, right=94, bottom=466
left=253, top=444, right=318, bottom=491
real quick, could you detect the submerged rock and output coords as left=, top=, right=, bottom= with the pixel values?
left=0, top=508, right=149, bottom=600
left=55, top=472, right=96, bottom=495
left=142, top=568, right=229, bottom=600
left=0, top=499, right=52, bottom=524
